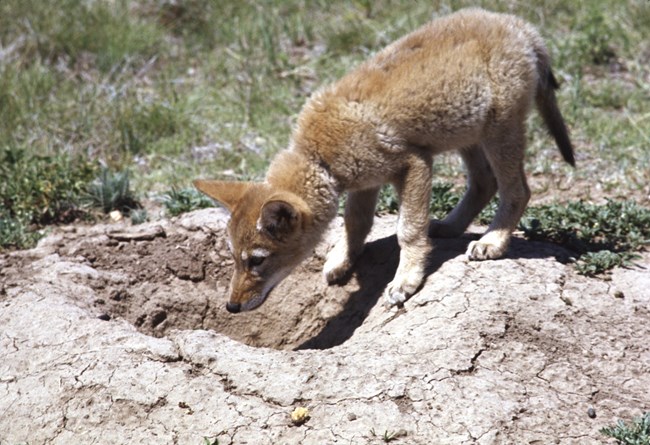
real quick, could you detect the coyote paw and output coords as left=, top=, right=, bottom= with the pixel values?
left=466, top=240, right=506, bottom=260
left=383, top=272, right=422, bottom=307
left=323, top=257, right=353, bottom=284
left=323, top=243, right=359, bottom=284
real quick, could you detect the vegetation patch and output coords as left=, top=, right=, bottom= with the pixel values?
left=161, top=187, right=215, bottom=217
left=424, top=186, right=649, bottom=276
left=85, top=168, right=140, bottom=215
left=0, top=146, right=96, bottom=250
left=521, top=200, right=650, bottom=275
left=1, top=0, right=647, bottom=273
left=601, top=412, right=650, bottom=445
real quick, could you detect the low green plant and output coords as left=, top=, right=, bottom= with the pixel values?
left=369, top=428, right=401, bottom=443
left=375, top=185, right=399, bottom=214
left=375, top=182, right=462, bottom=217
left=202, top=436, right=219, bottom=445
left=161, top=187, right=215, bottom=217
left=85, top=167, right=139, bottom=214
left=429, top=182, right=461, bottom=220
left=601, top=412, right=650, bottom=445
left=0, top=214, right=43, bottom=251
left=0, top=145, right=96, bottom=250
left=520, top=200, right=650, bottom=272
left=574, top=250, right=637, bottom=277
left=0, top=146, right=96, bottom=224
left=129, top=208, right=149, bottom=225
left=375, top=182, right=648, bottom=276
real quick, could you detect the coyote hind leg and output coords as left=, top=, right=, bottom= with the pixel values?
left=429, top=145, right=498, bottom=238
left=467, top=126, right=530, bottom=260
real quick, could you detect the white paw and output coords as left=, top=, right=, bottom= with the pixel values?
left=384, top=284, right=408, bottom=306
left=383, top=271, right=423, bottom=307
left=466, top=240, right=506, bottom=260
left=323, top=242, right=357, bottom=284
left=323, top=257, right=352, bottom=284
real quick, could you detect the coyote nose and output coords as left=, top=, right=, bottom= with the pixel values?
left=226, top=302, right=241, bottom=313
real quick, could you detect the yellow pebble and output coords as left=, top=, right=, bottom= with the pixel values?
left=290, top=406, right=310, bottom=425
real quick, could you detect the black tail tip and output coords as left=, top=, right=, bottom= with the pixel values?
left=548, top=70, right=560, bottom=90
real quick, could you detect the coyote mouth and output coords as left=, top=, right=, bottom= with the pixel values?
left=240, top=287, right=274, bottom=312
left=235, top=267, right=292, bottom=312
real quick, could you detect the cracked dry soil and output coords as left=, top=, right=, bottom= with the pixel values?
left=1, top=208, right=649, bottom=444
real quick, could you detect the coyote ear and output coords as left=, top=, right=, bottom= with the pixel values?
left=193, top=179, right=252, bottom=212
left=258, top=200, right=303, bottom=241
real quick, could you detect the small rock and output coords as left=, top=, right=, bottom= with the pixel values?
left=347, top=413, right=357, bottom=421
left=587, top=407, right=596, bottom=419
left=97, top=313, right=111, bottom=321
left=290, top=407, right=310, bottom=426
left=614, top=290, right=625, bottom=299
left=109, top=210, right=123, bottom=222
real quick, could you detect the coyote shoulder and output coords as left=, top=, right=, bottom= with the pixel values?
left=195, top=8, right=574, bottom=313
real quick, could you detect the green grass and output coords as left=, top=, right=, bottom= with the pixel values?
left=601, top=412, right=650, bottom=445
left=0, top=0, right=648, bottom=257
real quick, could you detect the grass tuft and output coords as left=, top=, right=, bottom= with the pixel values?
left=85, top=168, right=139, bottom=214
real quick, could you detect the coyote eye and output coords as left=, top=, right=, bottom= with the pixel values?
left=249, top=255, right=266, bottom=267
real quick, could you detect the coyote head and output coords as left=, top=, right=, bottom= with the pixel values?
left=194, top=179, right=314, bottom=312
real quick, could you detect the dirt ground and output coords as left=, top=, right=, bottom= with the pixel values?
left=1, top=208, right=648, bottom=444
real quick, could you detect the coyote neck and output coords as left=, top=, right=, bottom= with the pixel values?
left=265, top=149, right=340, bottom=232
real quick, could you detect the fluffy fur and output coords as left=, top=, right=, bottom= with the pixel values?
left=194, top=8, right=574, bottom=312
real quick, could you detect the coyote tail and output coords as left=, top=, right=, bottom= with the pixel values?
left=535, top=50, right=575, bottom=167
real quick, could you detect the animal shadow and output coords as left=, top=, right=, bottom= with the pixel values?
left=296, top=234, right=466, bottom=350
left=297, top=228, right=575, bottom=350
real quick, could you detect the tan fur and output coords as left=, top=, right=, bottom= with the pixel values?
left=194, top=8, right=574, bottom=312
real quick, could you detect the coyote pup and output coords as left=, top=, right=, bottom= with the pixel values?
left=195, top=8, right=574, bottom=313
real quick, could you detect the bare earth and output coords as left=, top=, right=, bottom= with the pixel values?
left=1, top=208, right=648, bottom=444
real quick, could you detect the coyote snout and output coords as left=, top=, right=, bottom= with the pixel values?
left=195, top=8, right=574, bottom=313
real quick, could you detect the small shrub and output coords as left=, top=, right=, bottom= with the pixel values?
left=601, top=412, right=650, bottom=445
left=85, top=167, right=139, bottom=214
left=161, top=187, right=214, bottom=217
left=0, top=146, right=96, bottom=224
left=0, top=213, right=43, bottom=251
left=0, top=145, right=95, bottom=250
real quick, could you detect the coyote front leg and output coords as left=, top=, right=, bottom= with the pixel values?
left=324, top=187, right=380, bottom=283
left=385, top=154, right=433, bottom=306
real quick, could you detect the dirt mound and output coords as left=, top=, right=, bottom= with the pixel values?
left=1, top=208, right=649, bottom=444
left=30, top=209, right=353, bottom=350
